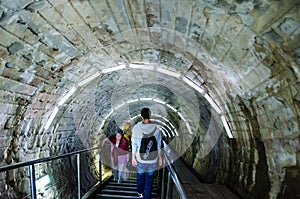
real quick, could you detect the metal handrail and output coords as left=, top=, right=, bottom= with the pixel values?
left=0, top=142, right=188, bottom=199
left=161, top=141, right=188, bottom=199
left=164, top=154, right=187, bottom=199
left=0, top=146, right=99, bottom=172
left=0, top=146, right=101, bottom=199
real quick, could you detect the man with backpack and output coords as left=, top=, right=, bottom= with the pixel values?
left=131, top=107, right=163, bottom=199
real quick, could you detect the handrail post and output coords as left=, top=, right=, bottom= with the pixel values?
left=77, top=154, right=81, bottom=199
left=160, top=166, right=166, bottom=199
left=166, top=172, right=171, bottom=199
left=29, top=164, right=37, bottom=199
left=98, top=147, right=102, bottom=184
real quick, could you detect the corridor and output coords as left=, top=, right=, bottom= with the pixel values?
left=0, top=0, right=299, bottom=198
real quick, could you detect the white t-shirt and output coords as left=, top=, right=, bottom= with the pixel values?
left=131, top=122, right=162, bottom=164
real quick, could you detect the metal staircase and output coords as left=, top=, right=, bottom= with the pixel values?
left=96, top=176, right=158, bottom=199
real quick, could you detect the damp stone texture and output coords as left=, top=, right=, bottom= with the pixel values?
left=0, top=0, right=299, bottom=198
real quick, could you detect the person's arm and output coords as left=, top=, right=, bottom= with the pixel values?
left=132, top=153, right=137, bottom=167
left=131, top=140, right=138, bottom=167
left=156, top=129, right=163, bottom=167
left=158, top=152, right=163, bottom=167
left=131, top=127, right=138, bottom=167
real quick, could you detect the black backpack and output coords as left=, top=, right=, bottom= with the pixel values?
left=139, top=130, right=158, bottom=161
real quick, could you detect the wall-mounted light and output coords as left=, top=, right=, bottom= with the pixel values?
left=154, top=98, right=166, bottom=104
left=44, top=107, right=59, bottom=130
left=126, top=99, right=139, bottom=103
left=78, top=72, right=100, bottom=87
left=182, top=77, right=204, bottom=94
left=204, top=93, right=222, bottom=114
left=166, top=104, right=177, bottom=112
left=157, top=67, right=181, bottom=78
left=102, top=64, right=126, bottom=73
left=140, top=97, right=153, bottom=101
left=129, top=63, right=154, bottom=70
left=221, top=115, right=233, bottom=138
left=58, top=87, right=77, bottom=106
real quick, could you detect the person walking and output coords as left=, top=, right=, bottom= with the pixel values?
left=103, top=129, right=129, bottom=184
left=131, top=108, right=163, bottom=199
left=122, top=122, right=133, bottom=179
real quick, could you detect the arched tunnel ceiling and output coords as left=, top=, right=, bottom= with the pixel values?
left=0, top=1, right=299, bottom=146
left=0, top=1, right=300, bottom=197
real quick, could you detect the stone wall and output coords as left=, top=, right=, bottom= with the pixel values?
left=0, top=0, right=299, bottom=198
left=181, top=76, right=300, bottom=198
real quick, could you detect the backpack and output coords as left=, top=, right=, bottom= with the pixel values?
left=139, top=130, right=158, bottom=161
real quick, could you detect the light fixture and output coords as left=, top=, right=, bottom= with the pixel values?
left=166, top=104, right=177, bottom=112
left=153, top=98, right=166, bottom=104
left=78, top=72, right=100, bottom=87
left=44, top=107, right=59, bottom=130
left=102, top=64, right=126, bottom=73
left=204, top=93, right=222, bottom=114
left=140, top=97, right=152, bottom=101
left=221, top=115, right=233, bottom=138
left=129, top=63, right=154, bottom=70
left=157, top=67, right=181, bottom=78
left=58, top=87, right=77, bottom=106
left=126, top=99, right=139, bottom=103
left=182, top=77, right=204, bottom=94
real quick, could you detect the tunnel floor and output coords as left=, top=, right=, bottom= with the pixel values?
left=173, top=159, right=240, bottom=198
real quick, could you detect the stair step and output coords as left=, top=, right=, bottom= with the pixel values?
left=107, top=182, right=156, bottom=188
left=108, top=181, right=137, bottom=186
left=101, top=189, right=158, bottom=196
left=94, top=175, right=159, bottom=199
left=105, top=184, right=158, bottom=191
left=105, top=185, right=137, bottom=191
left=96, top=193, right=141, bottom=199
left=101, top=189, right=137, bottom=195
left=110, top=178, right=157, bottom=183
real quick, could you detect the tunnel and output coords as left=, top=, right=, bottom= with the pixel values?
left=0, top=0, right=299, bottom=198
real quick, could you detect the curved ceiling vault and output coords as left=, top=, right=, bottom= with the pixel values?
left=0, top=0, right=299, bottom=197
left=0, top=0, right=298, bottom=160
left=0, top=0, right=298, bottom=148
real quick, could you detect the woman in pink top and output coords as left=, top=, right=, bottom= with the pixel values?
left=104, top=129, right=129, bottom=184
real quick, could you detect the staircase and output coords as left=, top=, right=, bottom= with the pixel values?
left=96, top=177, right=159, bottom=199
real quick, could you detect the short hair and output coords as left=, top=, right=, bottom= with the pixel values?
left=141, top=108, right=151, bottom=119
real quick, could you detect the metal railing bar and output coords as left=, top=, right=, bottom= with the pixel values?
left=99, top=158, right=102, bottom=184
left=0, top=146, right=100, bottom=172
left=163, top=141, right=188, bottom=199
left=166, top=172, right=172, bottom=199
left=77, top=154, right=81, bottom=199
left=160, top=166, right=166, bottom=199
left=29, top=164, right=37, bottom=199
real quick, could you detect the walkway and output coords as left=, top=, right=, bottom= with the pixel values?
left=173, top=159, right=240, bottom=199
